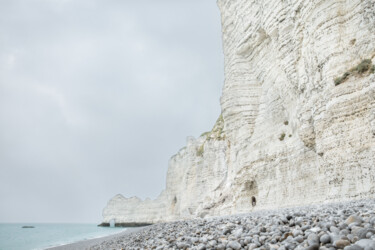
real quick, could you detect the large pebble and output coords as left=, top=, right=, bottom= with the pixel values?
left=305, top=244, right=319, bottom=250
left=227, top=241, right=242, bottom=250
left=320, top=234, right=332, bottom=244
left=307, top=233, right=319, bottom=246
left=216, top=244, right=225, bottom=250
left=197, top=243, right=206, bottom=250
left=330, top=226, right=340, bottom=234
left=334, top=239, right=351, bottom=248
left=355, top=239, right=375, bottom=249
left=346, top=216, right=363, bottom=225
left=343, top=245, right=363, bottom=250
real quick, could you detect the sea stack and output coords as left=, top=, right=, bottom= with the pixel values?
left=101, top=0, right=375, bottom=226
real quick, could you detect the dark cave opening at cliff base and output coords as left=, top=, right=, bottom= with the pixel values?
left=252, top=196, right=256, bottom=207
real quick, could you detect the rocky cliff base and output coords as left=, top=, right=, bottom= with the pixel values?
left=93, top=199, right=375, bottom=250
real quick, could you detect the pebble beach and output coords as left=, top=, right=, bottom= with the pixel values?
left=90, top=199, right=375, bottom=250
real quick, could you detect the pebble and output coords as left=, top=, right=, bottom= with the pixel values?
left=227, top=240, right=242, bottom=250
left=320, top=234, right=331, bottom=244
left=307, top=233, right=319, bottom=246
left=334, top=239, right=351, bottom=248
left=355, top=239, right=375, bottom=249
left=346, top=216, right=363, bottom=225
left=305, top=244, right=319, bottom=250
left=343, top=245, right=363, bottom=250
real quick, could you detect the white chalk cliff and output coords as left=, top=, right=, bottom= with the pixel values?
left=102, top=0, right=375, bottom=225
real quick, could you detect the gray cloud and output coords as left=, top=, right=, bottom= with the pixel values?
left=0, top=0, right=223, bottom=223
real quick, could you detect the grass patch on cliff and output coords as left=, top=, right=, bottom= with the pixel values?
left=200, top=114, right=225, bottom=141
left=334, top=59, right=374, bottom=86
left=200, top=131, right=211, bottom=137
left=196, top=144, right=204, bottom=157
left=279, top=133, right=286, bottom=141
left=334, top=72, right=350, bottom=86
left=196, top=114, right=225, bottom=157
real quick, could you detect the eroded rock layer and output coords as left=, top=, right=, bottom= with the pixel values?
left=102, top=0, right=375, bottom=225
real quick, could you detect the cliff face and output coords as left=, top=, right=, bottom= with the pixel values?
left=102, top=0, right=375, bottom=225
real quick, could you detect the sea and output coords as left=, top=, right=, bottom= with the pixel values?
left=0, top=223, right=127, bottom=250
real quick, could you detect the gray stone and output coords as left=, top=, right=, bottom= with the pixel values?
left=302, top=225, right=311, bottom=231
left=347, top=234, right=355, bottom=242
left=349, top=223, right=362, bottom=229
left=176, top=242, right=190, bottom=249
left=334, top=239, right=351, bottom=249
left=346, top=216, right=364, bottom=225
left=370, top=217, right=375, bottom=226
left=259, top=236, right=267, bottom=244
left=357, top=229, right=375, bottom=239
left=320, top=234, right=332, bottom=244
left=355, top=239, right=375, bottom=249
left=341, top=229, right=350, bottom=236
left=293, top=229, right=303, bottom=237
left=269, top=244, right=280, bottom=250
left=284, top=242, right=297, bottom=250
left=304, top=244, right=319, bottom=250
left=191, top=237, right=199, bottom=243
left=233, top=228, right=243, bottom=238
left=216, top=244, right=225, bottom=250
left=248, top=243, right=258, bottom=250
left=319, top=247, right=330, bottom=250
left=310, top=227, right=322, bottom=233
left=330, top=233, right=341, bottom=243
left=200, top=236, right=208, bottom=243
left=244, top=237, right=252, bottom=244
left=295, top=235, right=304, bottom=243
left=352, top=236, right=360, bottom=244
left=343, top=245, right=363, bottom=250
left=307, top=233, right=319, bottom=246
left=227, top=241, right=242, bottom=250
left=208, top=240, right=217, bottom=246
left=339, top=223, right=349, bottom=230
left=330, top=226, right=340, bottom=234
left=197, top=243, right=206, bottom=250
left=223, top=227, right=232, bottom=235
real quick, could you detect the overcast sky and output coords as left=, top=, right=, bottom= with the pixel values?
left=0, top=0, right=223, bottom=223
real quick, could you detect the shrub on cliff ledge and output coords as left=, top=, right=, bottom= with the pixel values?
left=334, top=72, right=350, bottom=86
left=196, top=144, right=204, bottom=157
left=279, top=133, right=286, bottom=141
left=356, top=59, right=372, bottom=73
left=200, top=114, right=225, bottom=141
left=334, top=59, right=374, bottom=86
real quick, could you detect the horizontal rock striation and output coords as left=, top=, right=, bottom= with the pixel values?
left=101, top=0, right=375, bottom=225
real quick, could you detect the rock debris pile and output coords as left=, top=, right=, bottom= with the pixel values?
left=92, top=200, right=375, bottom=250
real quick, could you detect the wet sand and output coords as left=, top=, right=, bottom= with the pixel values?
left=46, top=227, right=147, bottom=250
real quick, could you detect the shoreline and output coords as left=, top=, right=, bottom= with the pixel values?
left=45, top=227, right=147, bottom=250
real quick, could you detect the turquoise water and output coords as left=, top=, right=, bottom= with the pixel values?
left=0, top=223, right=126, bottom=250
